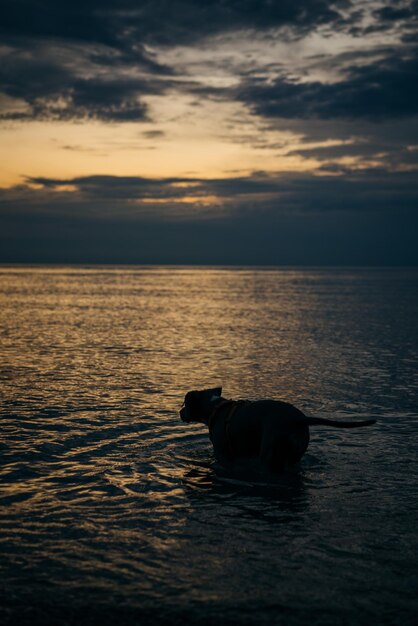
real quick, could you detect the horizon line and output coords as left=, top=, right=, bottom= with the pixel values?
left=1, top=263, right=417, bottom=270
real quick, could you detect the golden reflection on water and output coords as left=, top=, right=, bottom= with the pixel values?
left=0, top=266, right=323, bottom=413
left=0, top=264, right=406, bottom=513
left=0, top=264, right=332, bottom=514
left=1, top=265, right=414, bottom=418
left=1, top=266, right=418, bottom=620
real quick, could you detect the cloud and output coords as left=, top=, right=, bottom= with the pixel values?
left=0, top=1, right=353, bottom=48
left=1, top=169, right=417, bottom=265
left=0, top=40, right=173, bottom=122
left=374, top=5, right=415, bottom=22
left=235, top=45, right=418, bottom=121
left=0, top=0, right=374, bottom=123
left=1, top=168, right=416, bottom=218
left=2, top=1, right=417, bottom=126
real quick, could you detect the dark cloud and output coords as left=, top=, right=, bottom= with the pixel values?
left=373, top=3, right=417, bottom=23
left=0, top=1, right=353, bottom=48
left=0, top=41, right=171, bottom=122
left=5, top=168, right=418, bottom=218
left=236, top=47, right=418, bottom=121
left=286, top=126, right=418, bottom=171
left=27, top=173, right=290, bottom=200
left=0, top=1, right=134, bottom=49
left=350, top=0, right=418, bottom=37
left=142, top=130, right=165, bottom=138
left=1, top=169, right=417, bottom=265
left=0, top=1, right=358, bottom=122
left=2, top=1, right=417, bottom=123
left=27, top=175, right=192, bottom=201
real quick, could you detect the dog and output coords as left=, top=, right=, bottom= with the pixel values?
left=180, top=387, right=376, bottom=473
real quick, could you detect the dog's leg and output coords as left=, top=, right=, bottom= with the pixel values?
left=260, top=425, right=309, bottom=474
left=260, top=432, right=288, bottom=474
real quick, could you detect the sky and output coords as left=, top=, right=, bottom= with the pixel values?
left=1, top=0, right=417, bottom=265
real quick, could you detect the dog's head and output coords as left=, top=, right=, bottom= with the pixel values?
left=180, top=387, right=222, bottom=423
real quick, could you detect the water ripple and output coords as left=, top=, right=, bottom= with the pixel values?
left=1, top=267, right=417, bottom=625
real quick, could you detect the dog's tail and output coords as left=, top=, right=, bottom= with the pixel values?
left=304, top=417, right=376, bottom=428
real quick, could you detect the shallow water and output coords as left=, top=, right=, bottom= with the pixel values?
left=0, top=266, right=417, bottom=625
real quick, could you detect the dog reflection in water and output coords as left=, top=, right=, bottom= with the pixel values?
left=180, top=387, right=376, bottom=474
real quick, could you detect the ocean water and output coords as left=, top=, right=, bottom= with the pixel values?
left=0, top=266, right=417, bottom=626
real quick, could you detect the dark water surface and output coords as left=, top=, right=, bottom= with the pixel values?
left=1, top=266, right=417, bottom=625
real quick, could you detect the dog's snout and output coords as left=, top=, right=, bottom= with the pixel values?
left=180, top=406, right=189, bottom=422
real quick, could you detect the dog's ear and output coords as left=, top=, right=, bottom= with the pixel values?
left=184, top=390, right=199, bottom=420
left=184, top=391, right=199, bottom=413
left=180, top=390, right=198, bottom=422
left=184, top=390, right=198, bottom=405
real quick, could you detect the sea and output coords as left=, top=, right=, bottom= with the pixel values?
left=0, top=266, right=417, bottom=626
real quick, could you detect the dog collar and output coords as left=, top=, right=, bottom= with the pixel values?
left=207, top=399, right=248, bottom=443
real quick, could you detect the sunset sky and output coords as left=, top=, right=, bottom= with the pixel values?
left=1, top=0, right=417, bottom=264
